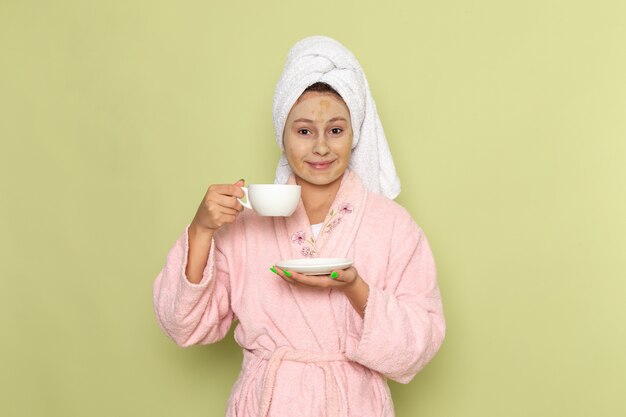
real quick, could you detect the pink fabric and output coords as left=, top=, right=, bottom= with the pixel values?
left=153, top=171, right=445, bottom=417
left=255, top=347, right=348, bottom=417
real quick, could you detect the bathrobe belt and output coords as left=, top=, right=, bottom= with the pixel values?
left=247, top=346, right=349, bottom=417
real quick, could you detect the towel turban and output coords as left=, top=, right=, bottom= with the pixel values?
left=272, top=35, right=401, bottom=199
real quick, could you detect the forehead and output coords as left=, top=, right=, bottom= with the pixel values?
left=290, top=91, right=350, bottom=116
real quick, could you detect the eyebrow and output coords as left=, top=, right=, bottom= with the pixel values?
left=292, top=117, right=348, bottom=124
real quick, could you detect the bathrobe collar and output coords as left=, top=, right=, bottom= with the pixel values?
left=273, top=169, right=368, bottom=261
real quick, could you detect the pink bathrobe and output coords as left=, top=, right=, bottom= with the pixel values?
left=153, top=171, right=445, bottom=417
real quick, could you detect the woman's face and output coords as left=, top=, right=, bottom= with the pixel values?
left=283, top=92, right=352, bottom=188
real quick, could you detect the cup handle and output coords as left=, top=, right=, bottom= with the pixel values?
left=237, top=186, right=252, bottom=210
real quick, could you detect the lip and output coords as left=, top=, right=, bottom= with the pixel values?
left=306, top=160, right=336, bottom=170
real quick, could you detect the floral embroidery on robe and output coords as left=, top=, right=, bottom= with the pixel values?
left=290, top=202, right=354, bottom=257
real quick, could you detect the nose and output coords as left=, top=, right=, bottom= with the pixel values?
left=313, top=136, right=330, bottom=156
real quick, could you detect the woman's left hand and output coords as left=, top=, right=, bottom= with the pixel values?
left=272, top=266, right=359, bottom=291
left=272, top=265, right=370, bottom=317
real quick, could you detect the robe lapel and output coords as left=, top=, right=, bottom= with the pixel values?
left=314, top=171, right=368, bottom=259
left=272, top=171, right=369, bottom=350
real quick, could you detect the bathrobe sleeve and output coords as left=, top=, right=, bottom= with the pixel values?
left=345, top=212, right=445, bottom=384
left=152, top=225, right=234, bottom=347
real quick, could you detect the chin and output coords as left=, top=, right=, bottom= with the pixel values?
left=300, top=171, right=344, bottom=186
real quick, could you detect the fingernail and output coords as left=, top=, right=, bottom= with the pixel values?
left=269, top=266, right=278, bottom=275
left=284, top=270, right=292, bottom=278
left=238, top=178, right=245, bottom=183
left=330, top=271, right=339, bottom=279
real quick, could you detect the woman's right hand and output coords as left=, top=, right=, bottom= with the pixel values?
left=190, top=179, right=246, bottom=233
left=185, top=180, right=244, bottom=283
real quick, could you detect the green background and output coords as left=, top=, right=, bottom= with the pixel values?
left=1, top=1, right=625, bottom=416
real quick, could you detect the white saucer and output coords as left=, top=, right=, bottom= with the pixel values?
left=275, top=258, right=353, bottom=275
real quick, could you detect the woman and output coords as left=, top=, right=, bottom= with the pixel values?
left=153, top=36, right=445, bottom=417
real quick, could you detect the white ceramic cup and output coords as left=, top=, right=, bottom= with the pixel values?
left=237, top=184, right=301, bottom=216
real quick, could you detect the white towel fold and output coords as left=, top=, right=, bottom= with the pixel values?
left=272, top=35, right=401, bottom=200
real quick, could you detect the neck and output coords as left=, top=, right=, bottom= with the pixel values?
left=296, top=174, right=344, bottom=224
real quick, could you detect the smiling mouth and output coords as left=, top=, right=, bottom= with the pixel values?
left=306, top=160, right=335, bottom=170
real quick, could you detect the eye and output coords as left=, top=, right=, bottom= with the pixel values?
left=298, top=128, right=312, bottom=135
left=330, top=128, right=343, bottom=135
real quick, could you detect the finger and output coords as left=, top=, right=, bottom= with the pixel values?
left=210, top=193, right=243, bottom=210
left=279, top=274, right=299, bottom=285
left=218, top=206, right=240, bottom=217
left=231, top=180, right=245, bottom=206
left=275, top=268, right=301, bottom=286
left=270, top=266, right=293, bottom=283
left=332, top=268, right=357, bottom=283
left=288, top=270, right=332, bottom=288
left=329, top=270, right=343, bottom=281
left=310, top=270, right=347, bottom=286
left=209, top=184, right=245, bottom=199
left=224, top=196, right=244, bottom=212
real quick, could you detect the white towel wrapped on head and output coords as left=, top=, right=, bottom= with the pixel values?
left=272, top=35, right=401, bottom=200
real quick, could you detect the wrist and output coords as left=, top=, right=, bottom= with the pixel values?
left=189, top=221, right=215, bottom=240
left=342, top=274, right=369, bottom=318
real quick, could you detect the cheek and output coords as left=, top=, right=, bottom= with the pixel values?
left=333, top=139, right=352, bottom=159
left=285, top=142, right=308, bottom=161
left=283, top=136, right=294, bottom=154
